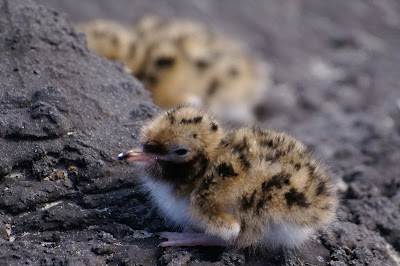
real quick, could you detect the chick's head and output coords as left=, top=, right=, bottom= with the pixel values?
left=140, top=106, right=223, bottom=163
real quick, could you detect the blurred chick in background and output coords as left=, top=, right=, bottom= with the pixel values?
left=77, top=16, right=271, bottom=123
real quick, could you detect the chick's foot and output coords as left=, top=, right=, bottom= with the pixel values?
left=158, top=232, right=228, bottom=247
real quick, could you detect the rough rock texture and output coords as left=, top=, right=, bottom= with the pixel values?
left=0, top=0, right=160, bottom=264
left=1, top=0, right=400, bottom=265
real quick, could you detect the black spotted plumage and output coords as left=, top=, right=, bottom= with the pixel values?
left=121, top=106, right=338, bottom=249
left=211, top=122, right=218, bottom=131
left=285, top=188, right=311, bottom=208
left=217, top=162, right=238, bottom=177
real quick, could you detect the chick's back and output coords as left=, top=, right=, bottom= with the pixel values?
left=191, top=127, right=338, bottom=246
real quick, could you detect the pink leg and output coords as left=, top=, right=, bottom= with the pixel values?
left=157, top=232, right=228, bottom=247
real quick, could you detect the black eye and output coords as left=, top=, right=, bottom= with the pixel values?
left=155, top=57, right=175, bottom=68
left=174, top=149, right=188, bottom=156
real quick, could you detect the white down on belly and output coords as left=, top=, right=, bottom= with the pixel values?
left=262, top=219, right=314, bottom=248
left=141, top=176, right=190, bottom=229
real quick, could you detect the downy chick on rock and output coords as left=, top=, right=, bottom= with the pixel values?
left=119, top=106, right=338, bottom=248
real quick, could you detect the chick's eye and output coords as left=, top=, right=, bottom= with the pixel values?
left=174, top=148, right=188, bottom=156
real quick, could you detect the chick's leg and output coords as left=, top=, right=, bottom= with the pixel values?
left=158, top=232, right=228, bottom=247
left=191, top=198, right=241, bottom=243
left=157, top=200, right=240, bottom=247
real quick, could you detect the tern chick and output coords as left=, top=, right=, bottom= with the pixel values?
left=77, top=16, right=271, bottom=122
left=120, top=106, right=338, bottom=248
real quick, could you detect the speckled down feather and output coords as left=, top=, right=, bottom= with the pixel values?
left=120, top=106, right=338, bottom=248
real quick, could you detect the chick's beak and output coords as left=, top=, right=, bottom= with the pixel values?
left=118, top=148, right=153, bottom=163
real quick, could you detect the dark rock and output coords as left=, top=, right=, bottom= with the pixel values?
left=346, top=197, right=400, bottom=249
left=346, top=180, right=380, bottom=199
left=130, top=102, right=159, bottom=121
left=0, top=0, right=155, bottom=264
left=0, top=178, right=75, bottom=214
left=31, top=86, right=69, bottom=113
left=320, top=222, right=397, bottom=265
left=329, top=35, right=359, bottom=50
left=159, top=248, right=193, bottom=265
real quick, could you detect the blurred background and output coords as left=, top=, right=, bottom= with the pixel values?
left=36, top=0, right=400, bottom=161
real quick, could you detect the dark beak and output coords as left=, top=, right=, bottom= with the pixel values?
left=118, top=148, right=153, bottom=163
